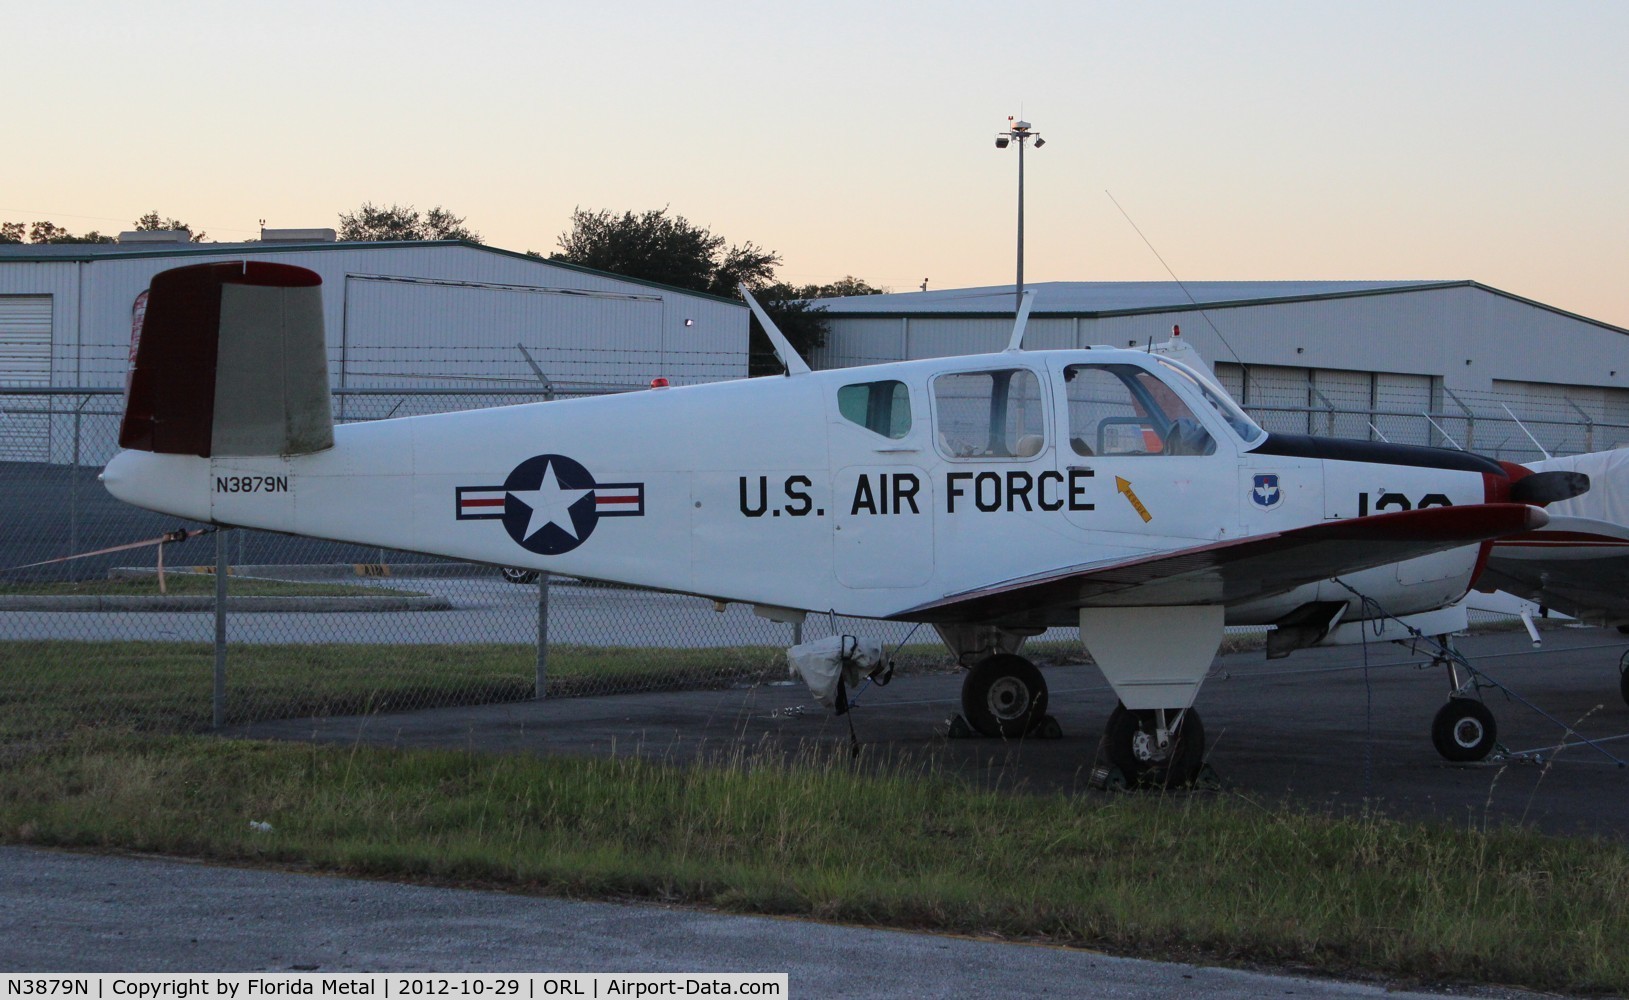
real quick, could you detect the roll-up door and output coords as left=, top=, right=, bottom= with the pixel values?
left=0, top=295, right=52, bottom=460
left=0, top=295, right=51, bottom=385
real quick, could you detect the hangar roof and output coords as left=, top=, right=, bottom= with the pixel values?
left=0, top=239, right=741, bottom=305
left=816, top=279, right=1626, bottom=334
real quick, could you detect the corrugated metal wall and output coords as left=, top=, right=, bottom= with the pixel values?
left=0, top=244, right=747, bottom=390
left=811, top=317, right=903, bottom=367
left=823, top=286, right=1629, bottom=392
left=340, top=275, right=666, bottom=390
left=0, top=245, right=749, bottom=465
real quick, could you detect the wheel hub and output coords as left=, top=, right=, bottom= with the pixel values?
left=986, top=677, right=1031, bottom=720
left=1130, top=728, right=1169, bottom=764
left=1452, top=717, right=1485, bottom=748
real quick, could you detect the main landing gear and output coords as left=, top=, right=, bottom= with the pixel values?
left=1099, top=704, right=1207, bottom=787
left=960, top=653, right=1050, bottom=737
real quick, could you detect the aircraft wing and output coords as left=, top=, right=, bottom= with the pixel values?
left=1478, top=515, right=1629, bottom=625
left=894, top=503, right=1547, bottom=625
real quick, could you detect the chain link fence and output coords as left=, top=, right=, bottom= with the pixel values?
left=2, top=379, right=1618, bottom=747
left=1218, top=364, right=1629, bottom=461
left=0, top=386, right=975, bottom=747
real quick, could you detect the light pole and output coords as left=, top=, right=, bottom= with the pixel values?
left=995, top=117, right=1044, bottom=313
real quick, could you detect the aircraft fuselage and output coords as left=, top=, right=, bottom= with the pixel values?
left=103, top=348, right=1501, bottom=627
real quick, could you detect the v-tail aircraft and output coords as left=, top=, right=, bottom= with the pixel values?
left=102, top=262, right=1588, bottom=784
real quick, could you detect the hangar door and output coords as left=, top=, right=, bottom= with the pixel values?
left=341, top=276, right=665, bottom=395
left=1373, top=373, right=1433, bottom=448
left=0, top=295, right=52, bottom=461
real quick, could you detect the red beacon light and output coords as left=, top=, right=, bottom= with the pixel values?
left=650, top=377, right=670, bottom=389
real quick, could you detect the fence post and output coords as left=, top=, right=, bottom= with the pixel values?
left=1566, top=399, right=1596, bottom=454
left=213, top=528, right=228, bottom=728
left=1310, top=387, right=1337, bottom=437
left=535, top=572, right=550, bottom=699
left=1443, top=387, right=1476, bottom=451
left=69, top=397, right=82, bottom=576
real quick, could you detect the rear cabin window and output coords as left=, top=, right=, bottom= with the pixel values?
left=932, top=368, right=1046, bottom=459
left=837, top=379, right=912, bottom=439
left=1063, top=363, right=1215, bottom=457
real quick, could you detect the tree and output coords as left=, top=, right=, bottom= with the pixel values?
left=132, top=211, right=206, bottom=242
left=710, top=241, right=782, bottom=299
left=338, top=202, right=480, bottom=242
left=553, top=207, right=830, bottom=374
left=25, top=221, right=114, bottom=244
left=553, top=207, right=757, bottom=296
left=0, top=212, right=205, bottom=245
left=795, top=275, right=886, bottom=299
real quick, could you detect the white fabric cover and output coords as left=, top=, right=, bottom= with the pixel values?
left=1531, top=448, right=1629, bottom=526
left=787, top=635, right=885, bottom=708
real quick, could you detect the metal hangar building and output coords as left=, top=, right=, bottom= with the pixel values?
left=813, top=280, right=1629, bottom=460
left=0, top=231, right=749, bottom=463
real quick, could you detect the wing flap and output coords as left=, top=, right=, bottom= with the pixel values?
left=895, top=503, right=1547, bottom=624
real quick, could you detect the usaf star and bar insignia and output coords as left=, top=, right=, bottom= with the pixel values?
left=457, top=454, right=645, bottom=555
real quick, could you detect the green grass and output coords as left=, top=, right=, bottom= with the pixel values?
left=2, top=732, right=1626, bottom=994
left=0, top=641, right=788, bottom=737
left=0, top=574, right=423, bottom=598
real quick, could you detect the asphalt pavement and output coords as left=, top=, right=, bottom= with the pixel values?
left=0, top=846, right=1534, bottom=998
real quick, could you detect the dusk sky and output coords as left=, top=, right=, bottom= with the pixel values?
left=7, top=1, right=1626, bottom=326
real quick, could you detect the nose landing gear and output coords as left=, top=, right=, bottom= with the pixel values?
left=1430, top=641, right=1498, bottom=762
left=1431, top=697, right=1498, bottom=762
left=1100, top=703, right=1207, bottom=787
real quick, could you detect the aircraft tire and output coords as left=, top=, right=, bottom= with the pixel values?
left=1431, top=698, right=1497, bottom=762
left=1101, top=704, right=1206, bottom=788
left=961, top=654, right=1048, bottom=738
left=501, top=567, right=540, bottom=585
left=1620, top=655, right=1629, bottom=708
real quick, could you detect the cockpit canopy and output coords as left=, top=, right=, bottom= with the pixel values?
left=832, top=350, right=1265, bottom=460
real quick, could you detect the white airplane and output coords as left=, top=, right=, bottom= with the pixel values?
left=1475, top=447, right=1629, bottom=701
left=102, top=262, right=1585, bottom=783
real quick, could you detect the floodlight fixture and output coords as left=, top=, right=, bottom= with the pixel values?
left=993, top=117, right=1044, bottom=313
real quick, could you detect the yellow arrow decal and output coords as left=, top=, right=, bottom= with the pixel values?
left=1115, top=476, right=1152, bottom=523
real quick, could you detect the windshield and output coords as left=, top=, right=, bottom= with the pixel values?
left=1155, top=359, right=1263, bottom=444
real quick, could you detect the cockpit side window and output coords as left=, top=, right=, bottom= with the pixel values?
left=1063, top=363, right=1215, bottom=457
left=932, top=368, right=1046, bottom=459
left=837, top=379, right=912, bottom=439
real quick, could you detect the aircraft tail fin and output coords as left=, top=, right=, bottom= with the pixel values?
left=119, top=261, right=334, bottom=458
